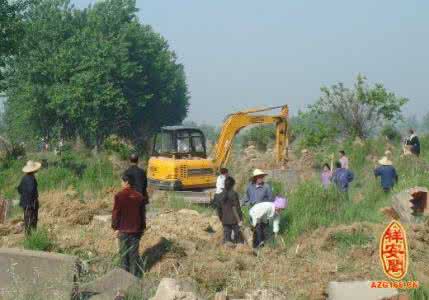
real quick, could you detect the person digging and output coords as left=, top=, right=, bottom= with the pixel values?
left=18, top=160, right=42, bottom=236
left=249, top=196, right=287, bottom=249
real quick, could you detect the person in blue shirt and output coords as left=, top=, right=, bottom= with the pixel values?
left=243, top=169, right=274, bottom=206
left=374, top=157, right=398, bottom=192
left=332, top=161, right=354, bottom=192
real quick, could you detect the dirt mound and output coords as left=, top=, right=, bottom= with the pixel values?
left=41, top=189, right=110, bottom=225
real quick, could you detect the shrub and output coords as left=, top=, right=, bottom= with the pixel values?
left=23, top=228, right=54, bottom=251
left=381, top=124, right=401, bottom=142
left=104, top=135, right=135, bottom=160
left=240, top=125, right=275, bottom=151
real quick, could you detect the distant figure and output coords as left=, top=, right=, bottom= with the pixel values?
left=112, top=175, right=146, bottom=277
left=321, top=163, right=333, bottom=189
left=213, top=168, right=228, bottom=211
left=215, top=168, right=229, bottom=194
left=332, top=161, right=354, bottom=192
left=217, top=176, right=243, bottom=244
left=339, top=150, right=349, bottom=169
left=374, top=157, right=398, bottom=192
left=18, top=161, right=42, bottom=235
left=249, top=196, right=287, bottom=248
left=405, top=129, right=420, bottom=157
left=243, top=169, right=273, bottom=206
left=123, top=154, right=149, bottom=202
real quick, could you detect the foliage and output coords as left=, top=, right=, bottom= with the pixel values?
left=104, top=135, right=135, bottom=160
left=311, top=74, right=408, bottom=138
left=23, top=227, right=54, bottom=251
left=240, top=125, right=275, bottom=151
left=3, top=0, right=189, bottom=147
left=0, top=0, right=29, bottom=88
left=292, top=110, right=338, bottom=149
left=380, top=123, right=401, bottom=142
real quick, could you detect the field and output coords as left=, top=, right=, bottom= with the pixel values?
left=0, top=138, right=428, bottom=299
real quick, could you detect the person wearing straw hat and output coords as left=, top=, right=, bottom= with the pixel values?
left=249, top=196, right=287, bottom=248
left=243, top=169, right=274, bottom=207
left=17, top=160, right=42, bottom=235
left=374, top=156, right=398, bottom=192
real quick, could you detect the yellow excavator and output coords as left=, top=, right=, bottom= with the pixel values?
left=147, top=105, right=289, bottom=197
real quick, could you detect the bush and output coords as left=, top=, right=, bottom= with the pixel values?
left=23, top=228, right=54, bottom=251
left=104, top=135, right=135, bottom=160
left=240, top=125, right=275, bottom=151
left=381, top=124, right=401, bottom=142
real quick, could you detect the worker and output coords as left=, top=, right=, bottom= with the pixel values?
left=249, top=196, right=287, bottom=248
left=112, top=175, right=146, bottom=277
left=17, top=161, right=42, bottom=235
left=212, top=168, right=228, bottom=211
left=374, top=156, right=398, bottom=192
left=217, top=176, right=243, bottom=244
left=243, top=169, right=274, bottom=206
left=321, top=163, right=333, bottom=189
left=123, top=154, right=149, bottom=202
left=331, top=161, right=354, bottom=192
left=405, top=129, right=420, bottom=157
left=339, top=150, right=349, bottom=169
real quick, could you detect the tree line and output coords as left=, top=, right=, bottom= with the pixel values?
left=0, top=0, right=189, bottom=149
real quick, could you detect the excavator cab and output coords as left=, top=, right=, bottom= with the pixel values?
left=152, top=126, right=208, bottom=159
left=148, top=126, right=216, bottom=190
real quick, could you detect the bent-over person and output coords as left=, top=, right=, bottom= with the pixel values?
left=112, top=175, right=146, bottom=277
left=18, top=161, right=41, bottom=235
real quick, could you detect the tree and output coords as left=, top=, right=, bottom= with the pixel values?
left=0, top=0, right=29, bottom=89
left=3, top=0, right=189, bottom=147
left=311, top=75, right=408, bottom=138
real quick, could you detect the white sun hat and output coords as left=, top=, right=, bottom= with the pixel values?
left=378, top=157, right=393, bottom=166
left=252, top=169, right=268, bottom=177
left=22, top=160, right=42, bottom=173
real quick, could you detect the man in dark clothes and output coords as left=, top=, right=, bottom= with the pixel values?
left=112, top=175, right=146, bottom=276
left=18, top=161, right=42, bottom=235
left=405, top=129, right=421, bottom=156
left=123, top=154, right=148, bottom=201
left=217, top=176, right=243, bottom=244
left=374, top=157, right=398, bottom=192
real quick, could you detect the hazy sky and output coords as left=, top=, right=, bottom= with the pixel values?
left=73, top=0, right=429, bottom=125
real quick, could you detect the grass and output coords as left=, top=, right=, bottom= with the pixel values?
left=330, top=231, right=373, bottom=249
left=23, top=228, right=54, bottom=251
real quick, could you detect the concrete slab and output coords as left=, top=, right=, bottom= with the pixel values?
left=80, top=268, right=139, bottom=300
left=0, top=248, right=80, bottom=300
left=327, top=281, right=398, bottom=300
left=150, top=278, right=199, bottom=300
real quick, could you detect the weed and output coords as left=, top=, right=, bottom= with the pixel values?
left=330, top=231, right=373, bottom=249
left=23, top=228, right=54, bottom=251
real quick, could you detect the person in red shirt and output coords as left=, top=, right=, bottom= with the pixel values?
left=112, top=174, right=147, bottom=276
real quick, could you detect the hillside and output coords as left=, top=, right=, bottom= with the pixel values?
left=0, top=138, right=428, bottom=299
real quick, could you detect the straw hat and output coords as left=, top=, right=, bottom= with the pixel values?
left=22, top=160, right=42, bottom=173
left=378, top=156, right=393, bottom=166
left=252, top=169, right=268, bottom=177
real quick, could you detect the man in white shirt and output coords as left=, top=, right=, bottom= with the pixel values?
left=215, top=168, right=228, bottom=194
left=249, top=196, right=287, bottom=248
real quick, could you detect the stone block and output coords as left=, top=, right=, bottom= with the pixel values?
left=327, top=281, right=398, bottom=300
left=0, top=248, right=80, bottom=300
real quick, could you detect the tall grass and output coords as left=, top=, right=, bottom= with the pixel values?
left=23, top=228, right=54, bottom=251
left=280, top=136, right=429, bottom=244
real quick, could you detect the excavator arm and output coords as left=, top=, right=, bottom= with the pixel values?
left=210, top=105, right=289, bottom=169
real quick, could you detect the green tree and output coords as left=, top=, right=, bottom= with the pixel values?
left=0, top=0, right=29, bottom=89
left=3, top=0, right=189, bottom=147
left=311, top=74, right=408, bottom=138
